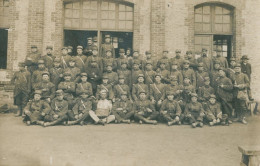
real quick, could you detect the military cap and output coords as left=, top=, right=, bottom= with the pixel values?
left=118, top=75, right=125, bottom=79
left=166, top=91, right=175, bottom=96
left=77, top=45, right=83, bottom=50
left=234, top=63, right=241, bottom=67
left=92, top=45, right=98, bottom=51
left=209, top=94, right=216, bottom=99
left=102, top=75, right=109, bottom=79
left=170, top=75, right=178, bottom=81
left=186, top=50, right=192, bottom=54
left=121, top=91, right=127, bottom=95
left=133, top=50, right=139, bottom=53
left=61, top=47, right=68, bottom=50
left=183, top=76, right=190, bottom=80
left=106, top=49, right=112, bottom=53
left=241, top=55, right=249, bottom=60
left=163, top=50, right=169, bottom=53
left=121, top=60, right=128, bottom=65
left=190, top=93, right=198, bottom=98
left=53, top=57, right=61, bottom=62
left=214, top=60, right=220, bottom=64
left=145, top=60, right=152, bottom=65
left=18, top=62, right=26, bottom=67
left=105, top=34, right=111, bottom=38
left=63, top=72, right=71, bottom=77
left=56, top=89, right=63, bottom=96
left=68, top=46, right=73, bottom=50
left=42, top=71, right=50, bottom=76
left=100, top=89, right=108, bottom=94
left=171, top=61, right=178, bottom=65
left=91, top=58, right=97, bottom=62
left=93, top=36, right=98, bottom=42
left=31, top=45, right=37, bottom=48
left=133, top=60, right=140, bottom=65
left=230, top=57, right=236, bottom=62
left=137, top=73, right=144, bottom=78
left=38, top=59, right=45, bottom=64
left=46, top=45, right=53, bottom=50
left=197, top=62, right=204, bottom=67
left=175, top=49, right=181, bottom=53
left=204, top=77, right=210, bottom=82
left=80, top=73, right=88, bottom=77
left=183, top=60, right=190, bottom=64
left=155, top=73, right=162, bottom=77
left=69, top=57, right=76, bottom=62
left=126, top=47, right=131, bottom=51
left=218, top=67, right=225, bottom=71
left=202, top=48, right=207, bottom=51
left=34, top=90, right=42, bottom=95
left=160, top=59, right=167, bottom=64
left=87, top=37, right=92, bottom=40
left=145, top=51, right=151, bottom=55
left=80, top=90, right=90, bottom=95
left=106, top=62, right=113, bottom=67
left=119, top=48, right=125, bottom=53
left=139, top=90, right=146, bottom=95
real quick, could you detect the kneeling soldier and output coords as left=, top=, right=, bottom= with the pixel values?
left=24, top=90, right=51, bottom=126
left=204, top=94, right=223, bottom=126
left=44, top=90, right=68, bottom=127
left=67, top=90, right=93, bottom=125
left=184, top=93, right=205, bottom=128
left=133, top=91, right=158, bottom=124
left=160, top=91, right=182, bottom=126
left=89, top=90, right=115, bottom=125
left=112, top=91, right=134, bottom=123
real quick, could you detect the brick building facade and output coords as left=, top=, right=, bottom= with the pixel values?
left=0, top=0, right=260, bottom=104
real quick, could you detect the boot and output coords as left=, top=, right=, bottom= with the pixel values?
left=209, top=122, right=214, bottom=126
left=15, top=110, right=22, bottom=117
left=36, top=121, right=44, bottom=126
left=241, top=117, right=247, bottom=124
left=191, top=122, right=197, bottom=128
left=122, top=119, right=131, bottom=124
left=106, top=115, right=115, bottom=124
left=168, top=119, right=177, bottom=126
left=80, top=121, right=85, bottom=126
left=98, top=120, right=105, bottom=126
left=26, top=121, right=31, bottom=126
left=139, top=120, right=143, bottom=124
left=67, top=121, right=77, bottom=125
left=198, top=122, right=203, bottom=127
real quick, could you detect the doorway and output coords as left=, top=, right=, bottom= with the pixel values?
left=213, top=35, right=232, bottom=63
left=0, top=28, right=8, bottom=69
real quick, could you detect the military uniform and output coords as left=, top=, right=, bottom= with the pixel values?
left=83, top=37, right=94, bottom=56
left=149, top=74, right=166, bottom=110
left=170, top=50, right=184, bottom=70
left=113, top=75, right=132, bottom=101
left=75, top=73, right=93, bottom=96
left=128, top=50, right=143, bottom=70
left=102, top=50, right=117, bottom=71
left=31, top=60, right=49, bottom=89
left=25, top=45, right=41, bottom=74
left=157, top=50, right=171, bottom=70
left=204, top=95, right=223, bottom=125
left=34, top=72, right=55, bottom=101
left=85, top=46, right=103, bottom=72
left=74, top=46, right=87, bottom=72
left=144, top=69, right=156, bottom=85
left=198, top=84, right=215, bottom=103
left=195, top=63, right=209, bottom=89
left=143, top=51, right=157, bottom=70
left=116, top=49, right=129, bottom=70
left=132, top=74, right=149, bottom=101
left=45, top=46, right=56, bottom=60
left=197, top=48, right=213, bottom=71
left=182, top=61, right=196, bottom=88
left=86, top=59, right=102, bottom=94
left=96, top=75, right=114, bottom=101
left=103, top=66, right=118, bottom=86
left=117, top=62, right=131, bottom=87
left=214, top=55, right=228, bottom=68
left=185, top=51, right=197, bottom=69
left=156, top=66, right=170, bottom=84
left=49, top=58, right=64, bottom=89
left=100, top=35, right=115, bottom=58
left=182, top=78, right=196, bottom=103
left=209, top=60, right=221, bottom=91
left=130, top=66, right=144, bottom=86
left=64, top=57, right=81, bottom=81
left=166, top=78, right=183, bottom=102
left=170, top=62, right=183, bottom=85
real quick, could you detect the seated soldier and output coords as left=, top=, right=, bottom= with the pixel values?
left=132, top=74, right=149, bottom=102
left=130, top=60, right=144, bottom=86
left=76, top=73, right=93, bottom=96
left=196, top=62, right=209, bottom=89
left=204, top=94, right=225, bottom=126
left=58, top=72, right=76, bottom=109
left=156, top=60, right=170, bottom=84
left=43, top=90, right=68, bottom=127
left=133, top=91, right=158, bottom=125
left=182, top=76, right=196, bottom=104
left=117, top=60, right=131, bottom=87
left=96, top=75, right=114, bottom=101
left=31, top=60, right=48, bottom=88
left=197, top=76, right=215, bottom=106
left=170, top=61, right=183, bottom=85
left=112, top=91, right=134, bottom=124
left=89, top=90, right=115, bottom=125
left=64, top=57, right=81, bottom=82
left=184, top=93, right=205, bottom=128
left=49, top=57, right=64, bottom=89
left=67, top=90, right=93, bottom=126
left=103, top=63, right=118, bottom=86
left=24, top=90, right=51, bottom=126
left=160, top=91, right=182, bottom=126
left=113, top=75, right=132, bottom=102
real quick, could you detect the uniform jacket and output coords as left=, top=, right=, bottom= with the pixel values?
left=75, top=54, right=87, bottom=72
left=149, top=82, right=166, bottom=101
left=196, top=71, right=209, bottom=89
left=216, top=76, right=233, bottom=102
left=182, top=68, right=196, bottom=87
left=132, top=83, right=149, bottom=101
left=76, top=82, right=93, bottom=96
left=11, top=70, right=31, bottom=96
left=50, top=98, right=68, bottom=116
left=72, top=98, right=93, bottom=115
left=34, top=81, right=55, bottom=99
left=160, top=99, right=182, bottom=116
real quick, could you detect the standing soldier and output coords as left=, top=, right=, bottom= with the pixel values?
left=117, top=60, right=131, bottom=87
left=64, top=57, right=81, bottom=82
left=226, top=57, right=236, bottom=83
left=75, top=73, right=93, bottom=96
left=128, top=50, right=143, bottom=70
left=233, top=63, right=250, bottom=124
left=240, top=55, right=253, bottom=101
left=196, top=62, right=209, bottom=89
left=214, top=48, right=228, bottom=68
left=160, top=91, right=182, bottom=126
left=93, top=36, right=98, bottom=47
left=75, top=45, right=87, bottom=72
left=185, top=51, right=197, bottom=69
left=157, top=50, right=170, bottom=70
left=182, top=60, right=196, bottom=88
left=96, top=75, right=114, bottom=101
left=143, top=51, right=157, bottom=71
left=60, top=47, right=71, bottom=69
left=45, top=45, right=55, bottom=60
left=67, top=46, right=73, bottom=56
left=210, top=60, right=221, bottom=91
left=170, top=49, right=184, bottom=70
left=86, top=59, right=102, bottom=95
left=39, top=46, right=54, bottom=70
left=133, top=91, right=159, bottom=124
left=184, top=93, right=205, bottom=128
left=83, top=37, right=94, bottom=56
left=85, top=45, right=103, bottom=73
left=170, top=61, right=183, bottom=85
left=144, top=61, right=156, bottom=86
left=116, top=48, right=128, bottom=70
left=149, top=74, right=166, bottom=110
left=11, top=62, right=31, bottom=116
left=49, top=57, right=64, bottom=89
left=112, top=91, right=134, bottom=124
left=44, top=90, right=68, bottom=127
left=197, top=48, right=213, bottom=72
left=157, top=60, right=170, bottom=84
left=24, top=90, right=51, bottom=126
left=197, top=77, right=215, bottom=106
left=31, top=60, right=48, bottom=88
left=113, top=75, right=132, bottom=101
left=130, top=60, right=144, bottom=86
left=216, top=68, right=233, bottom=125
left=102, top=49, right=117, bottom=71
left=25, top=45, right=41, bottom=74
left=132, top=74, right=149, bottom=102
left=101, top=34, right=115, bottom=58
left=126, top=48, right=132, bottom=61
left=182, top=77, right=196, bottom=104
left=103, top=63, right=118, bottom=86
left=67, top=90, right=93, bottom=125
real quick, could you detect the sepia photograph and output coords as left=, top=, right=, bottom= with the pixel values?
left=0, top=0, right=260, bottom=165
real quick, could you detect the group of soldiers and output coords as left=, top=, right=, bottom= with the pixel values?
left=11, top=35, right=254, bottom=127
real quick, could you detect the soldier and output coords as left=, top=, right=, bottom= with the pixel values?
left=103, top=63, right=118, bottom=86
left=113, top=75, right=132, bottom=101
left=210, top=60, right=221, bottom=91
left=126, top=48, right=132, bottom=61
left=67, top=46, right=73, bottom=56
left=31, top=60, right=48, bottom=88
left=58, top=72, right=76, bottom=109
left=39, top=46, right=54, bottom=70
left=34, top=72, right=55, bottom=103
left=93, top=36, right=98, bottom=47
left=157, top=60, right=170, bottom=84
left=67, top=90, right=93, bottom=125
left=44, top=90, right=68, bottom=127
left=24, top=90, right=51, bottom=126
left=117, top=60, right=131, bottom=87
left=133, top=91, right=158, bottom=124
left=182, top=60, right=196, bottom=88
left=64, top=57, right=81, bottom=82
left=214, top=48, right=228, bottom=68
left=49, top=57, right=64, bottom=89
left=101, top=34, right=115, bottom=58
left=143, top=51, right=157, bottom=70
left=184, top=93, right=205, bottom=128
left=197, top=48, right=213, bottom=72
left=185, top=50, right=197, bottom=69
left=182, top=77, right=196, bottom=104
left=226, top=57, right=236, bottom=83
left=96, top=75, right=114, bottom=101
left=233, top=63, right=250, bottom=124
left=11, top=62, right=31, bottom=116
left=170, top=49, right=184, bottom=70
left=130, top=60, right=144, bottom=86
left=116, top=48, right=128, bottom=70
left=170, top=61, right=183, bottom=85
left=60, top=47, right=71, bottom=69
left=89, top=89, right=115, bottom=125
left=160, top=91, right=182, bottom=126
left=75, top=45, right=87, bottom=72
left=240, top=55, right=253, bottom=101
left=45, top=45, right=55, bottom=60
left=75, top=73, right=93, bottom=96
left=132, top=74, right=149, bottom=102
left=196, top=62, right=209, bottom=89
left=197, top=77, right=215, bottom=105
left=25, top=45, right=41, bottom=74
left=112, top=91, right=134, bottom=123
left=102, top=49, right=117, bottom=71
left=144, top=61, right=156, bottom=85
left=216, top=67, right=233, bottom=125
left=166, top=76, right=184, bottom=110
left=204, top=94, right=224, bottom=126
left=85, top=45, right=103, bottom=73
left=157, top=50, right=170, bottom=70
left=149, top=73, right=166, bottom=110
left=128, top=50, right=143, bottom=70
left=86, top=59, right=102, bottom=95
left=83, top=37, right=94, bottom=56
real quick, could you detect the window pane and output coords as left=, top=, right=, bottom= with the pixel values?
left=65, top=9, right=72, bottom=18
left=91, top=1, right=97, bottom=10
left=72, top=19, right=80, bottom=28
left=73, top=2, right=80, bottom=9
left=90, top=20, right=97, bottom=28
left=195, top=23, right=202, bottom=32
left=82, top=1, right=90, bottom=9
left=126, top=12, right=133, bottom=20
left=126, top=21, right=133, bottom=29
left=215, top=24, right=222, bottom=32
left=101, top=20, right=108, bottom=28
left=3, top=0, right=9, bottom=7
left=126, top=6, right=133, bottom=12
left=82, top=19, right=90, bottom=28
left=82, top=10, right=90, bottom=18
left=119, top=4, right=125, bottom=11
left=108, top=20, right=115, bottom=29
left=73, top=10, right=80, bottom=18
left=119, top=21, right=125, bottom=29
left=119, top=12, right=125, bottom=20
left=195, top=14, right=202, bottom=22
left=215, top=6, right=222, bottom=14
left=101, top=2, right=108, bottom=10
left=65, top=3, right=72, bottom=9
left=90, top=11, right=97, bottom=19
left=223, top=15, right=230, bottom=23
left=203, top=6, right=210, bottom=14
left=223, top=24, right=230, bottom=32
left=195, top=7, right=202, bottom=14
left=109, top=11, right=115, bottom=19
left=64, top=19, right=71, bottom=27
left=109, top=3, right=115, bottom=10
left=215, top=15, right=222, bottom=23
left=195, top=36, right=202, bottom=44
left=223, top=8, right=230, bottom=14
left=101, top=11, right=108, bottom=19
left=203, top=15, right=210, bottom=23
left=203, top=24, right=210, bottom=32
left=202, top=36, right=210, bottom=45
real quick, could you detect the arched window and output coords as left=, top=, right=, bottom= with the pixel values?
left=194, top=4, right=234, bottom=60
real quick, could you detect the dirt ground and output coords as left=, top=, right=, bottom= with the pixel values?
left=0, top=114, right=259, bottom=166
